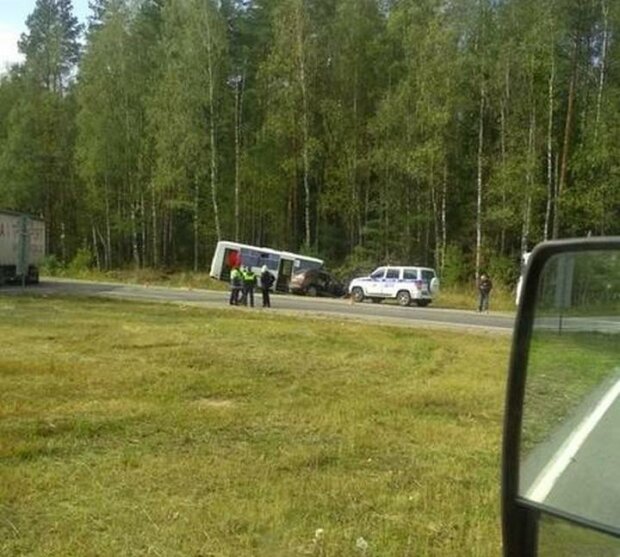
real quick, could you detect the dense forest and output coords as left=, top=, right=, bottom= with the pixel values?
left=0, top=0, right=618, bottom=284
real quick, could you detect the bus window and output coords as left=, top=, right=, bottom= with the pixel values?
left=259, top=252, right=280, bottom=271
left=295, top=258, right=322, bottom=272
left=240, top=247, right=260, bottom=268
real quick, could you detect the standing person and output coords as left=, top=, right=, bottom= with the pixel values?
left=477, top=272, right=493, bottom=313
left=241, top=266, right=257, bottom=307
left=260, top=265, right=274, bottom=308
left=229, top=266, right=242, bottom=305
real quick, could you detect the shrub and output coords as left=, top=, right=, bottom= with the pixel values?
left=41, top=254, right=64, bottom=276
left=333, top=245, right=375, bottom=283
left=441, top=244, right=468, bottom=287
left=486, top=253, right=519, bottom=288
left=67, top=248, right=93, bottom=275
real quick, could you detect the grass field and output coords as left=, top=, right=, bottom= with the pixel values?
left=1, top=296, right=510, bottom=556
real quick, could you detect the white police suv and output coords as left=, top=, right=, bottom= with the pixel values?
left=348, top=266, right=440, bottom=307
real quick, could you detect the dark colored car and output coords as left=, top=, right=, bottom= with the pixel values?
left=289, top=269, right=346, bottom=297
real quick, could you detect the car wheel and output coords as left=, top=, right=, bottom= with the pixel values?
left=396, top=290, right=411, bottom=306
left=416, top=300, right=430, bottom=307
left=351, top=287, right=364, bottom=303
left=307, top=285, right=318, bottom=297
left=371, top=297, right=382, bottom=303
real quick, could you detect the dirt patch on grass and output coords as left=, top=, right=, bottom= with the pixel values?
left=192, top=398, right=235, bottom=410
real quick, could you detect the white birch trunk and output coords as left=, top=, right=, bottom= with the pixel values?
left=544, top=53, right=555, bottom=242
left=151, top=181, right=158, bottom=267
left=92, top=225, right=100, bottom=270
left=234, top=72, right=245, bottom=242
left=499, top=65, right=509, bottom=253
left=475, top=86, right=485, bottom=280
left=131, top=203, right=140, bottom=268
left=193, top=180, right=199, bottom=272
left=441, top=162, right=448, bottom=274
left=522, top=110, right=535, bottom=255
left=140, top=193, right=146, bottom=265
left=351, top=69, right=358, bottom=249
left=204, top=8, right=222, bottom=242
left=430, top=162, right=440, bottom=269
left=296, top=0, right=311, bottom=249
left=594, top=1, right=608, bottom=142
left=104, top=176, right=112, bottom=270
left=553, top=38, right=578, bottom=239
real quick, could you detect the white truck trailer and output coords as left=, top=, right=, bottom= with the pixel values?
left=0, top=210, right=46, bottom=285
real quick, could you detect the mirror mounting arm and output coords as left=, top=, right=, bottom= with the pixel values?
left=503, top=503, right=540, bottom=557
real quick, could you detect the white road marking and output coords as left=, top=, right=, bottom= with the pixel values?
left=525, top=378, right=620, bottom=503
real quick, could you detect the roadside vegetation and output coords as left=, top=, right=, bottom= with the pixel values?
left=41, top=253, right=518, bottom=312
left=1, top=296, right=510, bottom=556
left=43, top=260, right=229, bottom=292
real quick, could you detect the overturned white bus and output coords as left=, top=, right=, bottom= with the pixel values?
left=209, top=241, right=323, bottom=292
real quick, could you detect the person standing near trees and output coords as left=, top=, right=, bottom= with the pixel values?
left=477, top=272, right=493, bottom=313
left=241, top=266, right=257, bottom=307
left=229, top=266, right=243, bottom=305
left=260, top=265, right=274, bottom=308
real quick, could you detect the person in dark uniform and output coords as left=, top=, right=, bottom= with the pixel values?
left=477, top=272, right=493, bottom=313
left=260, top=265, right=274, bottom=308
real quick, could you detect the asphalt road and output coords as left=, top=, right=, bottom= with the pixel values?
left=522, top=375, right=620, bottom=531
left=545, top=385, right=620, bottom=530
left=1, top=278, right=516, bottom=334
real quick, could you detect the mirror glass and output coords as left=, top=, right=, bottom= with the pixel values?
left=519, top=250, right=620, bottom=531
left=537, top=513, right=620, bottom=556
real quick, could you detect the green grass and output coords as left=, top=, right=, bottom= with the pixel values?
left=47, top=267, right=229, bottom=292
left=537, top=513, right=620, bottom=556
left=433, top=285, right=516, bottom=312
left=0, top=296, right=509, bottom=556
left=521, top=331, right=620, bottom=455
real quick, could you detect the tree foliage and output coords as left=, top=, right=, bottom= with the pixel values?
left=0, top=0, right=618, bottom=281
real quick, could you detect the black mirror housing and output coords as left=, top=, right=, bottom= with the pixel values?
left=502, top=237, right=620, bottom=557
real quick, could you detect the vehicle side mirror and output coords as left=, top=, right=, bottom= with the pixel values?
left=502, top=238, right=620, bottom=557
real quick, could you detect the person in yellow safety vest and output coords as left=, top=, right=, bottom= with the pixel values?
left=240, top=266, right=257, bottom=307
left=229, top=267, right=243, bottom=305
